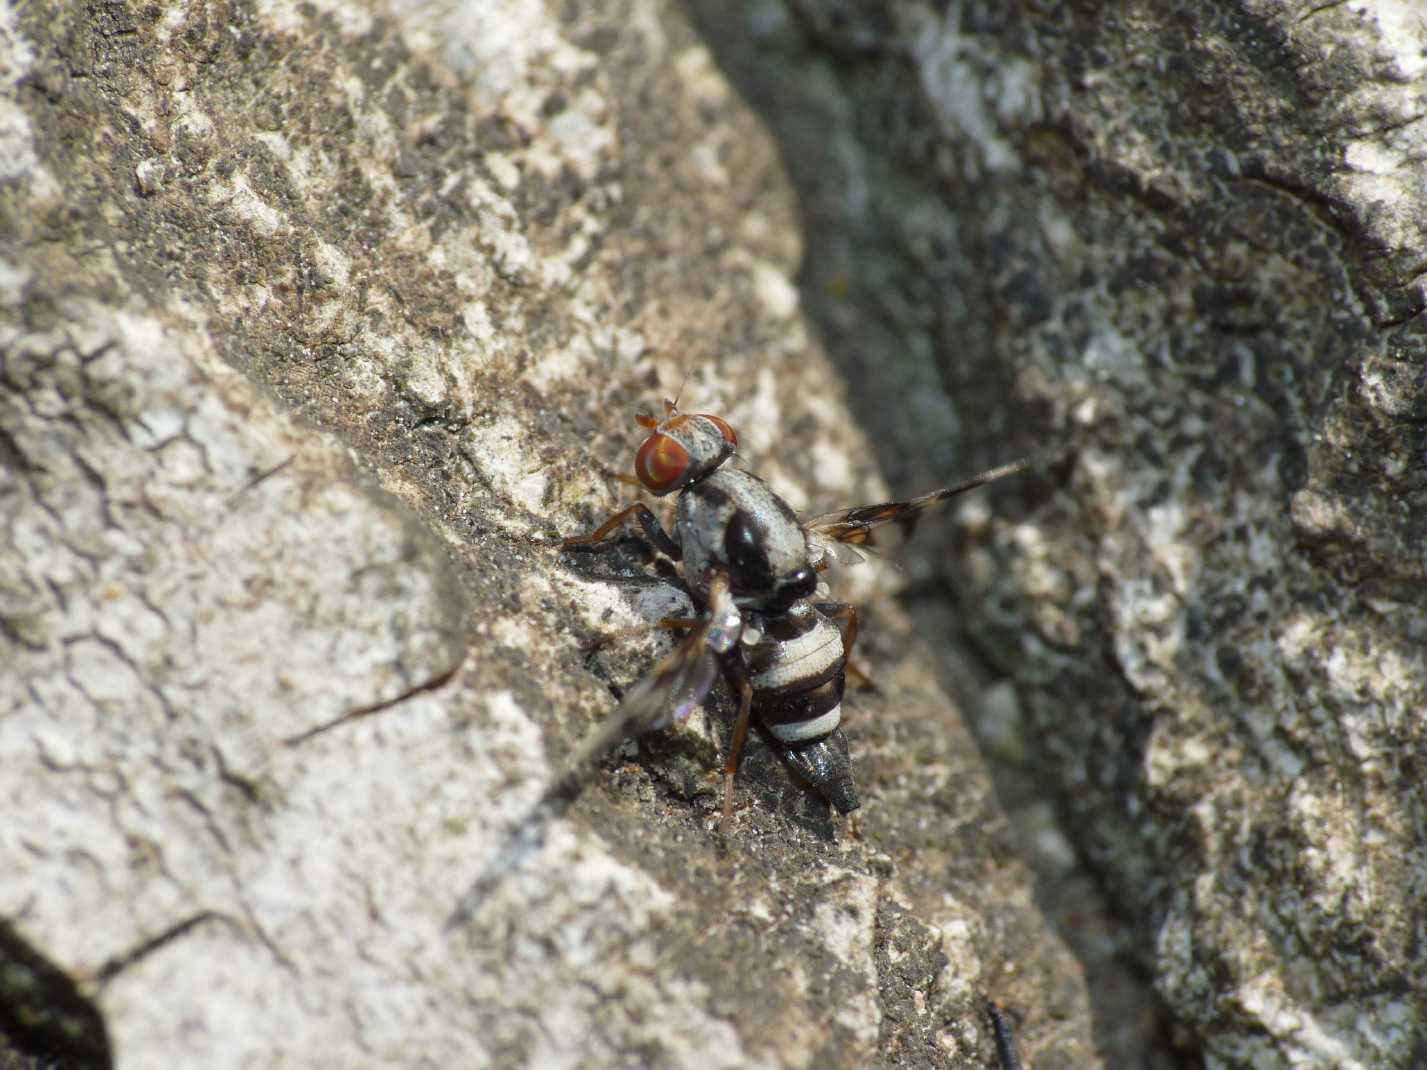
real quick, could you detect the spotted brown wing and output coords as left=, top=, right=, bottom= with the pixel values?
left=805, top=456, right=1039, bottom=570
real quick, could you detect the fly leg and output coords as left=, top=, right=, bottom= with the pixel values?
left=719, top=663, right=754, bottom=832
left=817, top=600, right=877, bottom=692
left=586, top=616, right=700, bottom=654
left=563, top=503, right=682, bottom=560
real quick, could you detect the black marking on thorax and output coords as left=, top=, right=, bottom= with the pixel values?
left=680, top=469, right=809, bottom=606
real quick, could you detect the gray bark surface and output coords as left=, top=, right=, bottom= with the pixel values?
left=1, top=2, right=1092, bottom=1068
left=686, top=2, right=1427, bottom=1068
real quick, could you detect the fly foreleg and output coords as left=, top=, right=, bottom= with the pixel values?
left=563, top=503, right=682, bottom=560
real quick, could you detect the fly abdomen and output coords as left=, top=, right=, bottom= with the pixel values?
left=779, top=729, right=859, bottom=814
left=745, top=602, right=847, bottom=741
left=742, top=600, right=860, bottom=812
left=757, top=674, right=845, bottom=743
left=757, top=674, right=859, bottom=813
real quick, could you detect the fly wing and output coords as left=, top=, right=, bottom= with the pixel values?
left=554, top=625, right=721, bottom=779
left=557, top=571, right=738, bottom=775
left=804, top=455, right=1041, bottom=568
left=804, top=532, right=871, bottom=573
left=446, top=574, right=737, bottom=931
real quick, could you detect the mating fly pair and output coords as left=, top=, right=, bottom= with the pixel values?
left=559, top=397, right=1037, bottom=821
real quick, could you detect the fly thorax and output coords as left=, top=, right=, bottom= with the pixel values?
left=680, top=469, right=812, bottom=610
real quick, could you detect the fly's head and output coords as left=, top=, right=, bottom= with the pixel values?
left=632, top=399, right=738, bottom=496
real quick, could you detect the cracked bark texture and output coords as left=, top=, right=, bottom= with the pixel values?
left=682, top=2, right=1427, bottom=1069
left=1, top=2, right=1094, bottom=1069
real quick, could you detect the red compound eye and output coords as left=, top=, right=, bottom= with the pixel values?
left=635, top=433, right=690, bottom=493
left=699, top=414, right=738, bottom=451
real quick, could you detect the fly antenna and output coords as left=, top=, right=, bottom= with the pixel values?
left=670, top=367, right=693, bottom=412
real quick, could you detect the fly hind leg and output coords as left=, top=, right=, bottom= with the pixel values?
left=817, top=600, right=877, bottom=692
